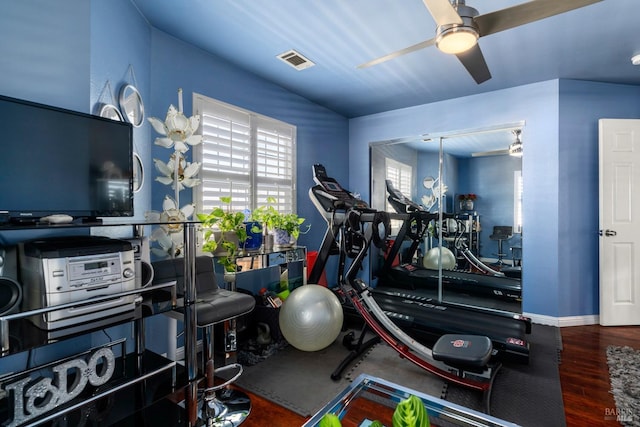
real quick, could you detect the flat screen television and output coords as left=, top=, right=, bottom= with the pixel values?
left=0, top=94, right=134, bottom=224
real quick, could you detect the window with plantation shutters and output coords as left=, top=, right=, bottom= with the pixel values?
left=192, top=94, right=296, bottom=216
left=385, top=157, right=413, bottom=233
left=385, top=158, right=413, bottom=206
left=514, top=170, right=523, bottom=234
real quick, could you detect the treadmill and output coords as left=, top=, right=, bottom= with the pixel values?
left=308, top=164, right=531, bottom=364
left=380, top=180, right=522, bottom=303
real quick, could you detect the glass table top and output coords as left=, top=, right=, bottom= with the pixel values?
left=303, top=374, right=520, bottom=427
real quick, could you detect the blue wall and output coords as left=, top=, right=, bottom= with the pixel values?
left=557, top=80, right=640, bottom=317
left=459, top=155, right=522, bottom=257
left=0, top=0, right=90, bottom=110
left=350, top=82, right=559, bottom=316
left=349, top=80, right=640, bottom=318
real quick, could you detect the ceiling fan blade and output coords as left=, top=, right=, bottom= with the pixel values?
left=422, top=0, right=463, bottom=26
left=455, top=44, right=491, bottom=84
left=358, top=38, right=436, bottom=69
left=474, top=0, right=602, bottom=37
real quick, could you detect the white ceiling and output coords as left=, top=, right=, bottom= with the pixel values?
left=132, top=0, right=640, bottom=119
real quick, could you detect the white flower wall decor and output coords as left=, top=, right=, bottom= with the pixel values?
left=145, top=89, right=202, bottom=258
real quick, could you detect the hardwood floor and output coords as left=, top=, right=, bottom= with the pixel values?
left=237, top=324, right=640, bottom=426
left=560, top=324, right=640, bottom=426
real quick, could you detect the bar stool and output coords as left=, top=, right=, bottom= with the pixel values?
left=489, top=226, right=513, bottom=266
left=152, top=256, right=256, bottom=426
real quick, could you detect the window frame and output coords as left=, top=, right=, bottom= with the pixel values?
left=191, top=93, right=297, bottom=216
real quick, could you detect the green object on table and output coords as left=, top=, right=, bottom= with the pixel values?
left=370, top=420, right=384, bottom=427
left=319, top=413, right=342, bottom=427
left=392, top=394, right=430, bottom=427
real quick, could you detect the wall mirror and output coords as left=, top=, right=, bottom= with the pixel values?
left=370, top=122, right=524, bottom=315
left=119, top=84, right=145, bottom=128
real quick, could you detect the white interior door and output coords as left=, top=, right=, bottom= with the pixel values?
left=599, top=119, right=640, bottom=326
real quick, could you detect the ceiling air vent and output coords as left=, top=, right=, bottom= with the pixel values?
left=277, top=50, right=315, bottom=71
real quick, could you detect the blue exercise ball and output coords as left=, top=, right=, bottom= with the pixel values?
left=279, top=285, right=343, bottom=352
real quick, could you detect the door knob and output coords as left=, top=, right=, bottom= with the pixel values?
left=599, top=229, right=617, bottom=236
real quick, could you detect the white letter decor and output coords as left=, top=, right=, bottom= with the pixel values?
left=3, top=346, right=116, bottom=426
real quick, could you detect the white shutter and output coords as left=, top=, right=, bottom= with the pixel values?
left=514, top=170, right=523, bottom=233
left=385, top=158, right=413, bottom=233
left=193, top=93, right=296, bottom=215
left=255, top=116, right=295, bottom=212
left=385, top=158, right=413, bottom=209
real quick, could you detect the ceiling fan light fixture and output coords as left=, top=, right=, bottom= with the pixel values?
left=508, top=141, right=523, bottom=157
left=509, top=130, right=523, bottom=157
left=435, top=3, right=480, bottom=55
left=436, top=26, right=478, bottom=54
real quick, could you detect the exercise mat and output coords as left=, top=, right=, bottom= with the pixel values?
left=446, top=323, right=565, bottom=426
left=345, top=342, right=446, bottom=398
left=224, top=332, right=360, bottom=416
left=226, top=324, right=565, bottom=424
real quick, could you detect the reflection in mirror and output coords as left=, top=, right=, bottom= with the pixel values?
left=370, top=123, right=524, bottom=315
left=98, top=103, right=124, bottom=122
left=422, top=176, right=435, bottom=189
left=119, top=84, right=145, bottom=127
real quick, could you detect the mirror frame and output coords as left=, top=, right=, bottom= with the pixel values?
left=98, top=103, right=123, bottom=122
left=132, top=152, right=144, bottom=193
left=99, top=101, right=144, bottom=193
left=118, top=84, right=145, bottom=128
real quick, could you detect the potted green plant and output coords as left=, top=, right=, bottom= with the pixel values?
left=251, top=197, right=309, bottom=247
left=197, top=196, right=248, bottom=273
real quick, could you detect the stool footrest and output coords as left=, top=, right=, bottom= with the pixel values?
left=204, top=363, right=244, bottom=395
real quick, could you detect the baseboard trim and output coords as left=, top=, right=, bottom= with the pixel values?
left=523, top=313, right=599, bottom=327
left=524, top=313, right=559, bottom=326
left=557, top=315, right=599, bottom=327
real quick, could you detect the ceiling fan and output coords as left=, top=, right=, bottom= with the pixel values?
left=471, top=129, right=522, bottom=157
left=358, top=0, right=602, bottom=84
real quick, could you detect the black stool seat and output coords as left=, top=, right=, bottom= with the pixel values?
left=432, top=334, right=492, bottom=370
left=152, top=256, right=255, bottom=325
left=182, top=288, right=255, bottom=326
